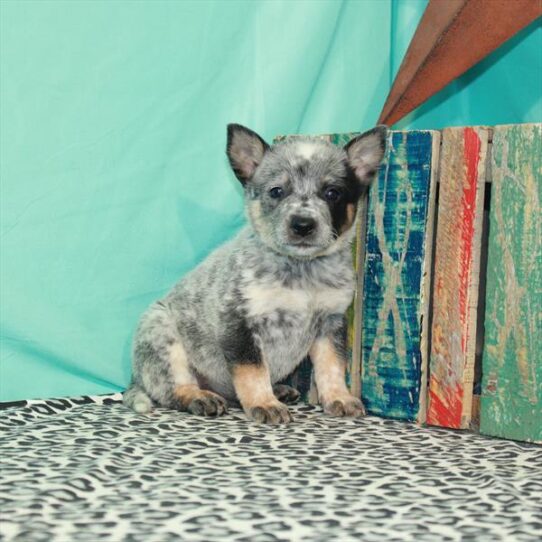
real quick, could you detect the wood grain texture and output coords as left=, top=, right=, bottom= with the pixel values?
left=480, top=123, right=542, bottom=443
left=427, top=127, right=489, bottom=429
left=361, top=130, right=439, bottom=421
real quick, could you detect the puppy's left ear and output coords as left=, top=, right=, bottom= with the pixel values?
left=344, top=125, right=388, bottom=184
left=227, top=124, right=270, bottom=184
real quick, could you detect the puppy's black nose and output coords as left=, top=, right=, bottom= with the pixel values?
left=290, top=215, right=316, bottom=237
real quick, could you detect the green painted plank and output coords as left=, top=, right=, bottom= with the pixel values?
left=480, top=123, right=542, bottom=443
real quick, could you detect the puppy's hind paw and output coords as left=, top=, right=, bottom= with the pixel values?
left=248, top=402, right=292, bottom=425
left=188, top=392, right=228, bottom=417
left=324, top=396, right=365, bottom=418
left=273, top=384, right=301, bottom=405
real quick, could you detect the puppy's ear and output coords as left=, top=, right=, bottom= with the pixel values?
left=344, top=125, right=388, bottom=184
left=227, top=124, right=270, bottom=184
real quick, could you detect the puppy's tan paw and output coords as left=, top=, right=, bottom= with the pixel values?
left=324, top=396, right=365, bottom=418
left=248, top=402, right=292, bottom=425
left=188, top=392, right=228, bottom=417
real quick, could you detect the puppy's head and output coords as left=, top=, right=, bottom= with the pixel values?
left=226, top=124, right=387, bottom=258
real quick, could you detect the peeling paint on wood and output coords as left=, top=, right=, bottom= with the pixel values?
left=361, top=130, right=439, bottom=421
left=480, top=123, right=542, bottom=443
left=427, top=127, right=489, bottom=429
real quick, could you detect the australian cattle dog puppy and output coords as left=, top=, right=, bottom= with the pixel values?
left=124, top=124, right=387, bottom=424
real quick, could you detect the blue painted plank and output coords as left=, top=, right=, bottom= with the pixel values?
left=361, top=131, right=439, bottom=421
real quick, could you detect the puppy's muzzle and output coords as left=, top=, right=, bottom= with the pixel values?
left=290, top=215, right=316, bottom=238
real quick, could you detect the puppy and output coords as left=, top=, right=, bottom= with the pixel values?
left=124, top=124, right=387, bottom=424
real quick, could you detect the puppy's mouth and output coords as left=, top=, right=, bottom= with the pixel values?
left=289, top=241, right=314, bottom=249
left=275, top=227, right=332, bottom=257
left=283, top=240, right=327, bottom=257
left=285, top=238, right=322, bottom=252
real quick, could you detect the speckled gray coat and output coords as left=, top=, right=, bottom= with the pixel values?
left=124, top=124, right=387, bottom=423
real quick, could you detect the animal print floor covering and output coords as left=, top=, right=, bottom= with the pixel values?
left=1, top=395, right=541, bottom=542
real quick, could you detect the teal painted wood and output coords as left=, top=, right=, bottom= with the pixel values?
left=480, top=123, right=542, bottom=443
left=361, top=130, right=438, bottom=421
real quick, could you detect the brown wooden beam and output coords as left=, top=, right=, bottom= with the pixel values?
left=379, top=0, right=542, bottom=126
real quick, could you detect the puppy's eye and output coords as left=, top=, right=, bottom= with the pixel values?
left=324, top=187, right=341, bottom=202
left=269, top=187, right=284, bottom=199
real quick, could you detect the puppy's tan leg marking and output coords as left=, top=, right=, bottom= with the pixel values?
left=168, top=342, right=227, bottom=416
left=232, top=363, right=292, bottom=424
left=310, top=338, right=365, bottom=417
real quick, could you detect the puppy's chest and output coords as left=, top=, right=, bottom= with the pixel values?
left=243, top=281, right=353, bottom=323
left=242, top=280, right=353, bottom=381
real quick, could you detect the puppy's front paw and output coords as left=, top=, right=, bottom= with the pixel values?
left=188, top=392, right=228, bottom=417
left=324, top=396, right=365, bottom=418
left=248, top=402, right=292, bottom=425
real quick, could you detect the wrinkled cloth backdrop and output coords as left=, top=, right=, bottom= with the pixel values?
left=1, top=0, right=541, bottom=401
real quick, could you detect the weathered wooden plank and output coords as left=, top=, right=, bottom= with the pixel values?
left=361, top=130, right=439, bottom=421
left=427, top=127, right=489, bottom=429
left=480, top=123, right=542, bottom=443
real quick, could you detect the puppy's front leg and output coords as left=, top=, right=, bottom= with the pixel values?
left=232, top=362, right=292, bottom=425
left=222, top=313, right=292, bottom=424
left=310, top=318, right=365, bottom=417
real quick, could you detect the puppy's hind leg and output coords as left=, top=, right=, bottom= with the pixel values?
left=163, top=342, right=228, bottom=417
left=133, top=305, right=227, bottom=417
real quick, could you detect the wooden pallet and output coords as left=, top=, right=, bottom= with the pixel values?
left=275, top=124, right=541, bottom=442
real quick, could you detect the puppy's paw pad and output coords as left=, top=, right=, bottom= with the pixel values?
left=248, top=403, right=292, bottom=425
left=188, top=393, right=228, bottom=417
left=273, top=384, right=301, bottom=405
left=324, top=397, right=366, bottom=418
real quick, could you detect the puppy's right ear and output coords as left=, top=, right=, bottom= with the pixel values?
left=227, top=124, right=269, bottom=184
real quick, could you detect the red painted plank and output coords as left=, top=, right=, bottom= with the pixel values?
left=427, top=127, right=489, bottom=429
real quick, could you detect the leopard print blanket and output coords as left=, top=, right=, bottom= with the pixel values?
left=1, top=395, right=541, bottom=541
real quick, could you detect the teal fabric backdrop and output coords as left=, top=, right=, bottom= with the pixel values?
left=1, top=0, right=540, bottom=401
